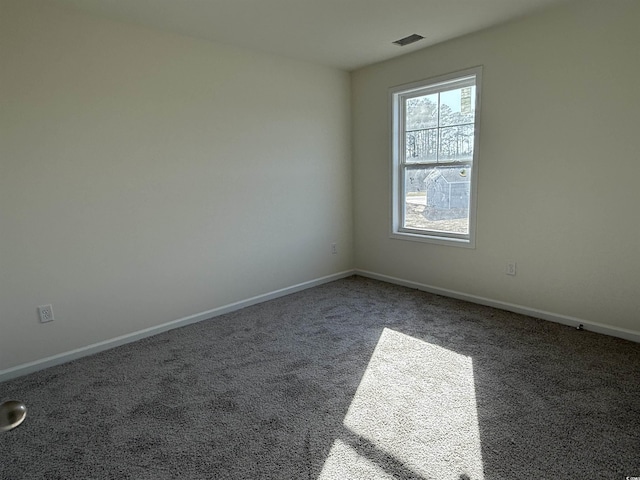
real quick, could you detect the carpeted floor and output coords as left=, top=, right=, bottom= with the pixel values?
left=1, top=276, right=639, bottom=479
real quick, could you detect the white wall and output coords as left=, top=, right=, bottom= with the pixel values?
left=352, top=1, right=640, bottom=335
left=0, top=0, right=352, bottom=370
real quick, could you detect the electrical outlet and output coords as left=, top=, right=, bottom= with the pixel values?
left=505, top=261, right=517, bottom=276
left=38, top=304, right=54, bottom=323
left=331, top=243, right=338, bottom=254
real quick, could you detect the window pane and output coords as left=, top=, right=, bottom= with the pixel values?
left=405, top=94, right=438, bottom=131
left=439, top=86, right=475, bottom=127
left=405, top=129, right=437, bottom=163
left=404, top=165, right=471, bottom=234
left=438, top=125, right=474, bottom=162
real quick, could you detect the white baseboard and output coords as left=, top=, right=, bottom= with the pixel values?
left=0, top=270, right=355, bottom=383
left=4, top=268, right=635, bottom=383
left=355, top=269, right=640, bottom=344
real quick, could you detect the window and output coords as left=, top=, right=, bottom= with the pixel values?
left=390, top=67, right=482, bottom=247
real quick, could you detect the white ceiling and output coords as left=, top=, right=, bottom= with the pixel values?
left=49, top=0, right=568, bottom=71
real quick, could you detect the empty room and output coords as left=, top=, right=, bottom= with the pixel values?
left=1, top=0, right=639, bottom=478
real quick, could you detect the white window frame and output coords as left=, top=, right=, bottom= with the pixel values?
left=390, top=66, right=482, bottom=248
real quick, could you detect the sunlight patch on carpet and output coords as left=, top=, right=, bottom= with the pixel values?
left=319, top=328, right=484, bottom=479
left=317, top=439, right=394, bottom=479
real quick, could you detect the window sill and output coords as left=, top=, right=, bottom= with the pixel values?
left=390, top=230, right=475, bottom=249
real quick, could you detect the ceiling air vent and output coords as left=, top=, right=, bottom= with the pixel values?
left=392, top=34, right=425, bottom=47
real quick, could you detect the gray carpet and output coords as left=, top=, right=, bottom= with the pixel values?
left=1, top=276, right=639, bottom=479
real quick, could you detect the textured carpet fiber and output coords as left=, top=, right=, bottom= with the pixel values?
left=1, top=276, right=639, bottom=479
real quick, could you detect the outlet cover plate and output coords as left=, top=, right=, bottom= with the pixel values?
left=38, top=304, right=54, bottom=323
